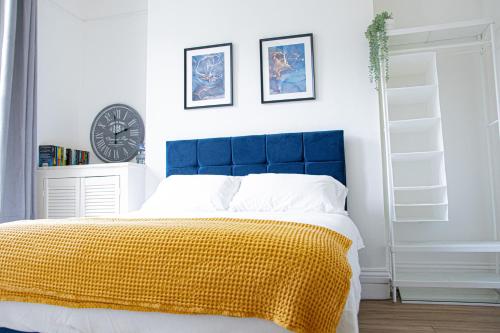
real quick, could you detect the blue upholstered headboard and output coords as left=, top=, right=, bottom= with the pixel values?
left=166, top=130, right=346, bottom=185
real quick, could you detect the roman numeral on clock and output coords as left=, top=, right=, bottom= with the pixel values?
left=130, top=129, right=139, bottom=137
left=97, top=139, right=106, bottom=150
left=104, top=146, right=111, bottom=157
left=128, top=119, right=137, bottom=126
left=113, top=149, right=119, bottom=160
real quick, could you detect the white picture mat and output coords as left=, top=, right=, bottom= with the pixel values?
left=261, top=36, right=314, bottom=102
left=186, top=45, right=232, bottom=108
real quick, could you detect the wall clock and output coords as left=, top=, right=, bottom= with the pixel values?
left=90, top=104, right=145, bottom=163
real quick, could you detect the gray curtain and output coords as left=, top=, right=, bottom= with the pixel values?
left=0, top=0, right=37, bottom=222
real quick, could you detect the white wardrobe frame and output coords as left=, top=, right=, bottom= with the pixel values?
left=378, top=19, right=500, bottom=302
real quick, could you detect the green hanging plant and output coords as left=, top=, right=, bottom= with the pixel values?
left=365, top=11, right=393, bottom=85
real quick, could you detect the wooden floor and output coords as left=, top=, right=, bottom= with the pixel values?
left=359, top=300, right=500, bottom=332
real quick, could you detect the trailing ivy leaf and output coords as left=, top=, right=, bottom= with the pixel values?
left=366, top=11, right=392, bottom=86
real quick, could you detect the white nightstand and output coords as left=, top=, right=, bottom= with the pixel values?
left=36, top=162, right=145, bottom=219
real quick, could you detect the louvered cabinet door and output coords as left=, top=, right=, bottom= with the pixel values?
left=81, top=176, right=120, bottom=217
left=45, top=178, right=81, bottom=218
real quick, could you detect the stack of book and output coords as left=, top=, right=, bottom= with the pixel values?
left=72, top=150, right=89, bottom=165
left=39, top=146, right=89, bottom=167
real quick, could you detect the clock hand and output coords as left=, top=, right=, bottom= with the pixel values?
left=116, top=128, right=129, bottom=135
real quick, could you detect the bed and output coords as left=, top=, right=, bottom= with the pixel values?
left=0, top=130, right=364, bottom=333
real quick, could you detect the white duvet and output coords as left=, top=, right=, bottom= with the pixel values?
left=0, top=211, right=364, bottom=333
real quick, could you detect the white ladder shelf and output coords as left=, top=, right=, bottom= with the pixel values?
left=379, top=19, right=500, bottom=302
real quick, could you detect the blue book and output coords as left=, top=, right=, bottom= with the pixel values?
left=39, top=145, right=55, bottom=167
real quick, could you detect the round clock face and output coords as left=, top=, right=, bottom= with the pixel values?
left=90, top=104, right=145, bottom=163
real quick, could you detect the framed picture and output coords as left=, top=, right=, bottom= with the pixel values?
left=184, top=43, right=233, bottom=109
left=259, top=33, right=315, bottom=103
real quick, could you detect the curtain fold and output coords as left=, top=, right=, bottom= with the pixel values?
left=0, top=0, right=37, bottom=222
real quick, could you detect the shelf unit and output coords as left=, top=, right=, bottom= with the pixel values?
left=386, top=51, right=448, bottom=223
left=378, top=19, right=500, bottom=302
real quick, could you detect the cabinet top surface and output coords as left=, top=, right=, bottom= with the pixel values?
left=37, top=162, right=145, bottom=171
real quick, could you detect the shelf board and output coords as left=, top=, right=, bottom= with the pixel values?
left=387, top=18, right=493, bottom=51
left=394, top=185, right=447, bottom=191
left=400, top=287, right=500, bottom=304
left=37, top=162, right=144, bottom=171
left=395, top=203, right=448, bottom=207
left=392, top=150, right=443, bottom=161
left=393, top=218, right=448, bottom=223
left=393, top=241, right=500, bottom=253
left=394, top=271, right=500, bottom=289
left=387, top=18, right=492, bottom=38
left=389, top=117, right=441, bottom=133
left=387, top=85, right=437, bottom=105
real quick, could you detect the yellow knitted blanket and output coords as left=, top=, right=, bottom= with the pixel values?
left=0, top=217, right=352, bottom=333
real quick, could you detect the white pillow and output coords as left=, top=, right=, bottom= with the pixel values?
left=229, top=173, right=347, bottom=214
left=140, top=175, right=241, bottom=212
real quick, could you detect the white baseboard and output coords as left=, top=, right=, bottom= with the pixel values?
left=360, top=268, right=391, bottom=300
left=361, top=283, right=391, bottom=299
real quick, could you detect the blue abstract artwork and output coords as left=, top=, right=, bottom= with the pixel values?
left=268, top=43, right=306, bottom=95
left=192, top=52, right=225, bottom=101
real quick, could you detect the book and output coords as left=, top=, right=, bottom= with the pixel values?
left=65, top=149, right=72, bottom=166
left=39, top=145, right=55, bottom=167
left=39, top=146, right=90, bottom=166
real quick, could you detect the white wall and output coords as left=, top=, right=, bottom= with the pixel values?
left=146, top=0, right=387, bottom=272
left=49, top=0, right=147, bottom=21
left=37, top=0, right=147, bottom=163
left=80, top=12, right=147, bottom=162
left=38, top=0, right=83, bottom=150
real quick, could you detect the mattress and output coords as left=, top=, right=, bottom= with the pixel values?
left=0, top=211, right=363, bottom=333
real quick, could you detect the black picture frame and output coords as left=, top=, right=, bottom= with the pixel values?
left=184, top=43, right=233, bottom=110
left=259, top=33, right=315, bottom=104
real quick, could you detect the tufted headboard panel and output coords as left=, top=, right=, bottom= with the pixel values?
left=166, top=130, right=346, bottom=185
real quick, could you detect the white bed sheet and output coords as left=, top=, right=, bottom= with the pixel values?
left=0, top=211, right=364, bottom=333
